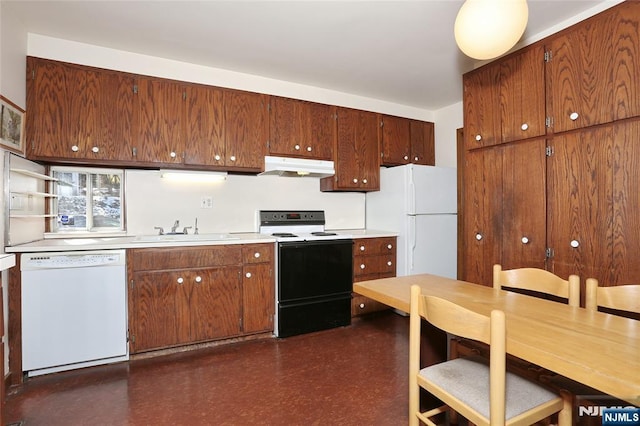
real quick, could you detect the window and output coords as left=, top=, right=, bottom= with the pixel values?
left=51, top=167, right=124, bottom=233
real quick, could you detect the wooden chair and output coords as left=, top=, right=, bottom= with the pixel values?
left=493, top=264, right=580, bottom=307
left=544, top=278, right=639, bottom=417
left=409, top=285, right=570, bottom=426
left=585, top=278, right=640, bottom=314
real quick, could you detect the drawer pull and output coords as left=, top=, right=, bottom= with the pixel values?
left=475, top=134, right=482, bottom=141
left=359, top=303, right=365, bottom=309
left=387, top=244, right=393, bottom=250
left=177, top=277, right=184, bottom=284
left=360, top=264, right=366, bottom=270
left=387, top=261, right=392, bottom=266
left=195, top=276, right=202, bottom=283
left=254, top=252, right=260, bottom=258
left=360, top=245, right=365, bottom=251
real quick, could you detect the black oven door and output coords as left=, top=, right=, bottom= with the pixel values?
left=277, top=239, right=353, bottom=337
left=278, top=239, right=353, bottom=301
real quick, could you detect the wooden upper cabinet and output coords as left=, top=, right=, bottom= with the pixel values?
left=26, top=57, right=135, bottom=163
left=380, top=114, right=411, bottom=165
left=135, top=77, right=185, bottom=165
left=223, top=89, right=268, bottom=171
left=463, top=62, right=501, bottom=150
left=499, top=44, right=546, bottom=143
left=321, top=107, right=380, bottom=191
left=410, top=120, right=435, bottom=165
left=184, top=84, right=225, bottom=167
left=381, top=115, right=435, bottom=166
left=549, top=1, right=640, bottom=133
left=269, top=96, right=335, bottom=160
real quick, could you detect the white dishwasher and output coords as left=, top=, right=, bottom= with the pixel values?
left=21, top=249, right=128, bottom=377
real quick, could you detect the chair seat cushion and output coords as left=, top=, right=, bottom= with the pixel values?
left=420, top=355, right=559, bottom=421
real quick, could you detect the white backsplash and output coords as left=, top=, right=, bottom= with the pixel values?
left=125, top=169, right=365, bottom=236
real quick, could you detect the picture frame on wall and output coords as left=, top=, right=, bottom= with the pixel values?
left=0, top=95, right=26, bottom=156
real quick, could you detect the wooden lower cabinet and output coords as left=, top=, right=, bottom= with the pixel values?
left=128, top=243, right=274, bottom=354
left=351, top=236, right=396, bottom=316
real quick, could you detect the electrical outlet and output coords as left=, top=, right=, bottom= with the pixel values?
left=200, top=196, right=213, bottom=209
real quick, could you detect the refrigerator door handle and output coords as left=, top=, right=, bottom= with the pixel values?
left=408, top=169, right=416, bottom=214
left=408, top=215, right=417, bottom=272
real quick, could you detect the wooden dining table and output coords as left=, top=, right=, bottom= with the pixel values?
left=354, top=273, right=640, bottom=406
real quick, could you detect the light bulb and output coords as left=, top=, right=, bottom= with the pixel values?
left=455, top=0, right=529, bottom=60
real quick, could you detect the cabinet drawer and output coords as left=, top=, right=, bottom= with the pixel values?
left=242, top=243, right=274, bottom=264
left=353, top=254, right=396, bottom=278
left=351, top=294, right=390, bottom=316
left=129, top=245, right=242, bottom=271
left=353, top=237, right=396, bottom=256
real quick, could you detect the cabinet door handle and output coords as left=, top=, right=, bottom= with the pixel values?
left=570, top=239, right=580, bottom=248
left=245, top=272, right=252, bottom=278
left=360, top=245, right=365, bottom=251
left=414, top=156, right=419, bottom=162
left=359, top=303, right=365, bottom=309
left=170, top=151, right=177, bottom=158
left=194, top=276, right=202, bottom=283
left=214, top=154, right=221, bottom=161
left=475, top=134, right=482, bottom=141
left=475, top=233, right=483, bottom=241
left=294, top=144, right=300, bottom=151
left=569, top=112, right=579, bottom=121
left=360, top=264, right=366, bottom=270
left=306, top=146, right=312, bottom=152
left=177, top=277, right=184, bottom=284
left=92, top=146, right=99, bottom=153
left=230, top=155, right=236, bottom=162
left=362, top=178, right=368, bottom=184
left=521, top=236, right=529, bottom=244
left=403, top=155, right=409, bottom=160
left=71, top=145, right=79, bottom=152
left=353, top=178, right=358, bottom=184
left=521, top=123, right=529, bottom=131
left=254, top=252, right=261, bottom=258
left=387, top=261, right=392, bottom=266
left=387, top=244, right=393, bottom=250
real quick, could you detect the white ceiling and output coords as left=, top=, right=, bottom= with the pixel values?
left=5, top=0, right=610, bottom=111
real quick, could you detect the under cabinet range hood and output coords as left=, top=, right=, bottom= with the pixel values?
left=259, top=156, right=335, bottom=178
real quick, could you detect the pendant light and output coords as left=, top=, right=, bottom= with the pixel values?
left=454, top=0, right=529, bottom=60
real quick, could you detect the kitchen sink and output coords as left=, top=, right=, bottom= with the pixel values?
left=134, top=233, right=240, bottom=243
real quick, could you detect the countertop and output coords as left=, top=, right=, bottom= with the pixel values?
left=0, top=254, right=16, bottom=270
left=5, top=229, right=397, bottom=253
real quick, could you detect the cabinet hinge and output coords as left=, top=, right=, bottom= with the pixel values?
left=133, top=85, right=138, bottom=94
left=546, top=247, right=554, bottom=258
left=545, top=146, right=554, bottom=157
left=130, top=334, right=136, bottom=343
left=545, top=116, right=553, bottom=128
left=183, top=91, right=187, bottom=101
left=132, top=147, right=137, bottom=157
left=380, top=120, right=384, bottom=128
left=130, top=279, right=134, bottom=288
left=32, top=69, right=35, bottom=80
left=544, top=50, right=552, bottom=63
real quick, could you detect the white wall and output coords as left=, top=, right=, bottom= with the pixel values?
left=433, top=102, right=463, bottom=168
left=125, top=171, right=365, bottom=234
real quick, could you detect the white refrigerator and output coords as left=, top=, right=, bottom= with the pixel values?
left=366, top=164, right=457, bottom=279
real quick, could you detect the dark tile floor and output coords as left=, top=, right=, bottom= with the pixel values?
left=6, top=311, right=419, bottom=426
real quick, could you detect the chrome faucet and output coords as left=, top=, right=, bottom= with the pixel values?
left=154, top=226, right=165, bottom=235
left=170, top=220, right=179, bottom=234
